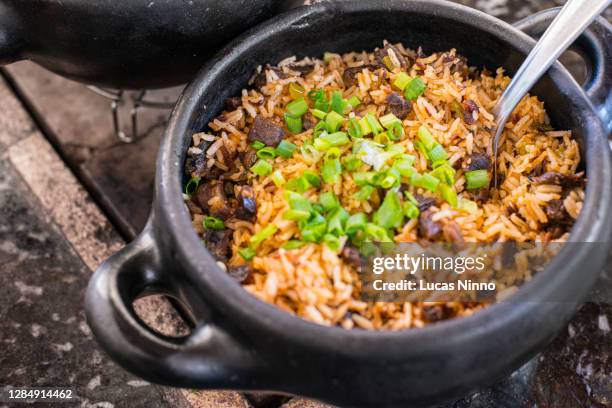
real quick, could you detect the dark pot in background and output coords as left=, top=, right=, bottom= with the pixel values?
left=0, top=0, right=300, bottom=89
left=85, top=1, right=612, bottom=406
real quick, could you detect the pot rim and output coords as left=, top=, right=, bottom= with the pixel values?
left=157, top=0, right=611, bottom=347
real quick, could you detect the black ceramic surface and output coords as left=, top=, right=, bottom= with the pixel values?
left=85, top=1, right=612, bottom=407
left=0, top=0, right=296, bottom=89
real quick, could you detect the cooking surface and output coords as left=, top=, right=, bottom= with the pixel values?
left=0, top=1, right=610, bottom=407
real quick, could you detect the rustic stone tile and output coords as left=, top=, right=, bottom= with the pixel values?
left=0, top=75, right=37, bottom=149
left=182, top=390, right=252, bottom=408
left=281, top=398, right=335, bottom=408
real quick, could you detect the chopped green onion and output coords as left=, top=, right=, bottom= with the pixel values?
left=312, top=109, right=327, bottom=120
left=184, top=176, right=201, bottom=195
left=379, top=113, right=402, bottom=129
left=373, top=191, right=404, bottom=229
left=283, top=240, right=306, bottom=250
left=284, top=113, right=302, bottom=134
left=417, top=126, right=437, bottom=151
left=323, top=234, right=342, bottom=252
left=325, top=111, right=344, bottom=133
left=250, top=224, right=277, bottom=248
left=465, top=169, right=490, bottom=190
left=393, top=157, right=416, bottom=177
left=379, top=168, right=401, bottom=189
left=347, top=96, right=361, bottom=109
left=352, top=185, right=375, bottom=201
left=285, top=176, right=310, bottom=193
left=203, top=216, right=225, bottom=230
left=256, top=147, right=277, bottom=160
left=239, top=247, right=257, bottom=261
left=331, top=91, right=348, bottom=115
left=285, top=191, right=312, bottom=212
left=348, top=117, right=363, bottom=138
left=402, top=201, right=420, bottom=219
left=314, top=94, right=329, bottom=112
left=320, top=131, right=349, bottom=147
left=286, top=98, right=309, bottom=117
left=353, top=172, right=376, bottom=186
left=429, top=163, right=455, bottom=185
left=300, top=212, right=327, bottom=242
left=251, top=140, right=266, bottom=150
left=458, top=198, right=479, bottom=214
left=404, top=191, right=418, bottom=205
left=303, top=170, right=321, bottom=188
left=275, top=140, right=297, bottom=158
left=358, top=116, right=372, bottom=135
left=365, top=223, right=393, bottom=242
left=428, top=144, right=448, bottom=163
left=313, top=121, right=327, bottom=136
left=393, top=72, right=412, bottom=90
left=322, top=157, right=342, bottom=184
left=374, top=132, right=392, bottom=145
left=410, top=172, right=440, bottom=192
left=327, top=207, right=349, bottom=236
left=319, top=191, right=339, bottom=211
left=404, top=77, right=426, bottom=100
left=283, top=209, right=311, bottom=221
left=346, top=212, right=367, bottom=235
left=271, top=170, right=286, bottom=187
left=313, top=136, right=331, bottom=151
left=387, top=122, right=403, bottom=141
left=343, top=154, right=362, bottom=171
left=438, top=183, right=458, bottom=207
left=365, top=113, right=383, bottom=135
left=251, top=159, right=272, bottom=177
left=289, top=82, right=305, bottom=100
left=301, top=143, right=322, bottom=164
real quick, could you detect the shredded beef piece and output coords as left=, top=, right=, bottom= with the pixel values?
left=184, top=140, right=213, bottom=178
left=185, top=198, right=203, bottom=215
left=240, top=148, right=258, bottom=169
left=374, top=44, right=409, bottom=70
left=529, top=162, right=546, bottom=178
left=288, top=63, right=315, bottom=76
left=547, top=225, right=566, bottom=240
left=422, top=305, right=448, bottom=322
left=546, top=200, right=572, bottom=225
left=340, top=245, right=362, bottom=270
left=204, top=229, right=232, bottom=261
left=195, top=180, right=235, bottom=220
left=531, top=172, right=585, bottom=188
left=235, top=185, right=257, bottom=221
left=228, top=264, right=254, bottom=284
left=470, top=188, right=490, bottom=202
left=386, top=92, right=411, bottom=119
left=247, top=116, right=286, bottom=147
left=414, top=194, right=436, bottom=212
left=224, top=96, right=242, bottom=111
left=467, top=152, right=491, bottom=171
left=462, top=99, right=479, bottom=125
left=343, top=65, right=375, bottom=88
left=303, top=112, right=316, bottom=130
left=443, top=222, right=464, bottom=243
left=419, top=209, right=442, bottom=240
left=450, top=55, right=469, bottom=75
left=252, top=66, right=288, bottom=89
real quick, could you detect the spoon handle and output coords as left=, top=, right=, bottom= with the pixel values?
left=492, top=0, right=611, bottom=126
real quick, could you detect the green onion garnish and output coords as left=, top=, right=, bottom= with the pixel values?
left=251, top=159, right=273, bottom=177
left=303, top=170, right=321, bottom=188
left=347, top=96, right=361, bottom=109
left=285, top=176, right=311, bottom=193
left=327, top=207, right=349, bottom=236
left=286, top=191, right=312, bottom=212
left=352, top=172, right=376, bottom=186
left=289, top=83, right=305, bottom=100
left=323, top=233, right=342, bottom=252
left=404, top=191, right=419, bottom=205
left=300, top=212, right=327, bottom=242
left=250, top=224, right=277, bottom=248
left=286, top=98, right=309, bottom=117
left=239, top=247, right=257, bottom=261
left=404, top=77, right=426, bottom=100
left=374, top=132, right=392, bottom=145
left=393, top=72, right=412, bottom=91
left=184, top=176, right=201, bottom=196
left=417, top=126, right=437, bottom=151
left=271, top=170, right=286, bottom=187
left=379, top=113, right=402, bottom=129
left=331, top=91, right=348, bottom=115
left=256, top=146, right=277, bottom=160
left=402, top=201, right=420, bottom=219
left=325, top=111, right=344, bottom=133
left=203, top=216, right=225, bottom=230
left=321, top=157, right=342, bottom=184
left=465, top=169, right=490, bottom=189
left=365, top=223, right=393, bottom=242
left=365, top=113, right=383, bottom=135
left=410, top=172, right=440, bottom=192
left=275, top=140, right=297, bottom=158
left=429, top=163, right=455, bottom=185
left=320, top=131, right=349, bottom=147
left=284, top=113, right=302, bottom=134
left=438, top=183, right=458, bottom=208
left=387, top=122, right=403, bottom=141
left=358, top=116, right=372, bottom=135
left=319, top=191, right=340, bottom=211
left=283, top=240, right=306, bottom=250
left=348, top=117, right=363, bottom=138
left=346, top=212, right=367, bottom=235
left=373, top=191, right=404, bottom=229
left=312, top=109, right=327, bottom=120
left=428, top=144, right=448, bottom=163
left=379, top=168, right=401, bottom=189
left=393, top=157, right=415, bottom=177
left=458, top=198, right=479, bottom=214
left=313, top=135, right=331, bottom=151
left=343, top=154, right=362, bottom=171
left=352, top=185, right=375, bottom=201
left=283, top=209, right=311, bottom=221
left=300, top=143, right=322, bottom=164
left=251, top=140, right=266, bottom=150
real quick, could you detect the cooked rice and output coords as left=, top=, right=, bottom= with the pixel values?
left=185, top=43, right=584, bottom=330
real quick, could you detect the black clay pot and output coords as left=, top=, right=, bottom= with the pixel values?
left=85, top=2, right=612, bottom=407
left=0, top=0, right=299, bottom=89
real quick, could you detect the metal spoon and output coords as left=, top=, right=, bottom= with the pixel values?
left=492, top=0, right=611, bottom=184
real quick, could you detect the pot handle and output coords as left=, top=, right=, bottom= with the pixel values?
left=0, top=3, right=23, bottom=65
left=85, top=223, right=260, bottom=388
left=513, top=7, right=612, bottom=133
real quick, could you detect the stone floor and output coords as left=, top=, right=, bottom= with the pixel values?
left=0, top=1, right=610, bottom=407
